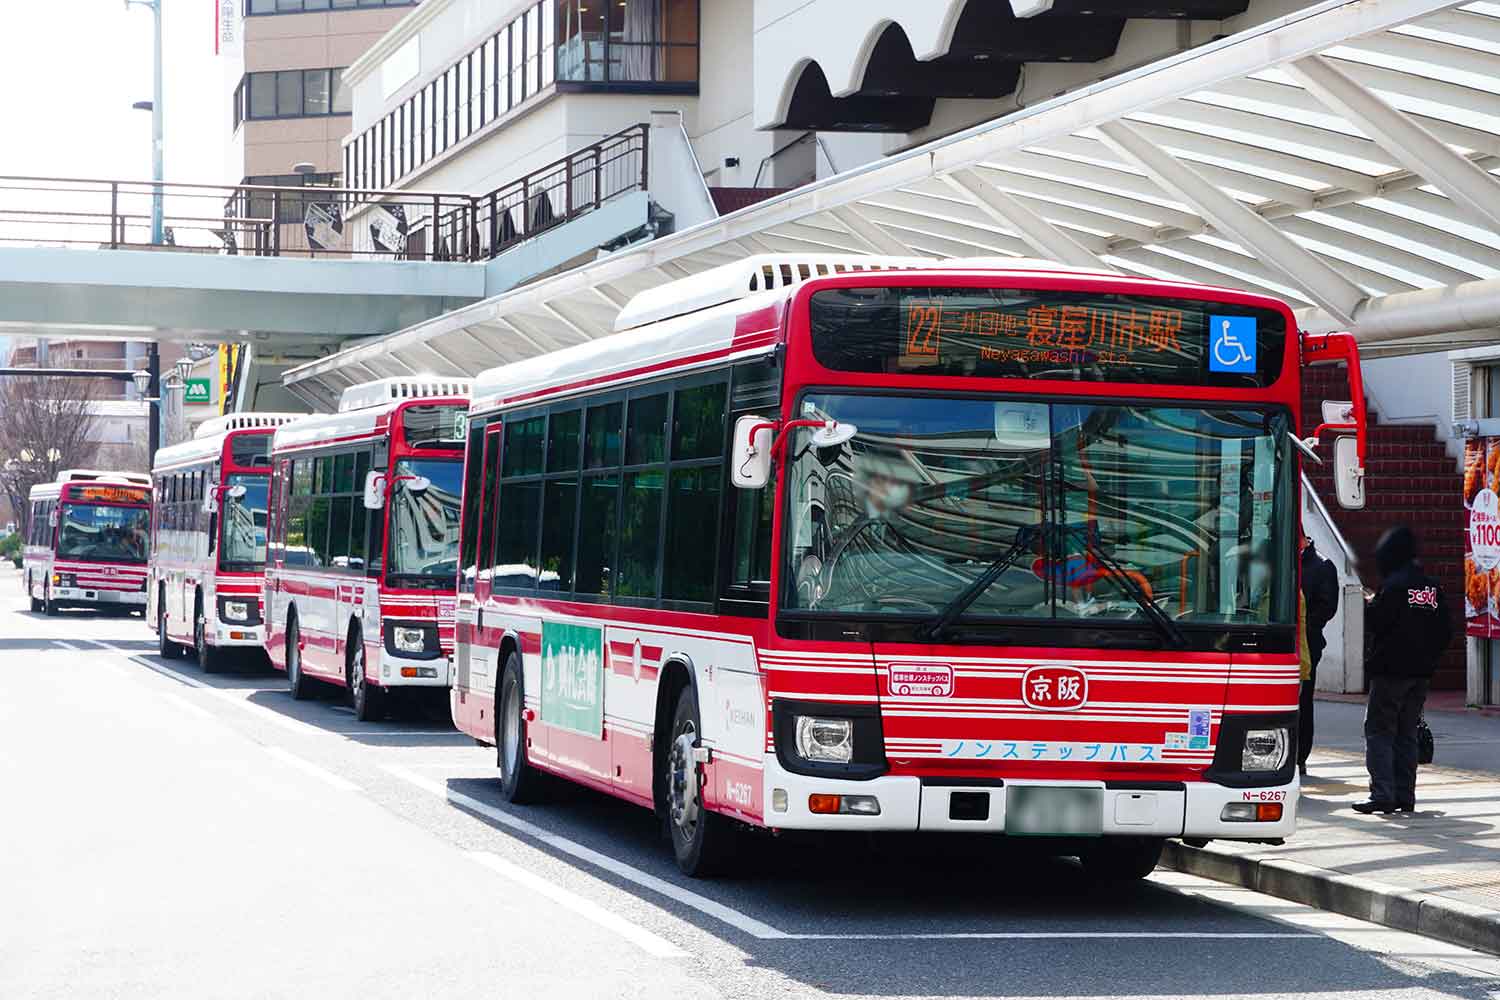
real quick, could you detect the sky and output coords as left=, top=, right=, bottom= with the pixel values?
left=0, top=0, right=230, bottom=187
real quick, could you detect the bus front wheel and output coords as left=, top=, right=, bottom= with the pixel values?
left=158, top=591, right=183, bottom=659
left=194, top=594, right=222, bottom=674
left=664, top=686, right=738, bottom=878
left=287, top=614, right=312, bottom=701
left=348, top=627, right=382, bottom=722
left=1080, top=836, right=1165, bottom=883
left=496, top=651, right=544, bottom=804
left=28, top=575, right=41, bottom=614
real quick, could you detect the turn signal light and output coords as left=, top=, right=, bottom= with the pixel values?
left=1221, top=801, right=1284, bottom=822
left=807, top=793, right=881, bottom=816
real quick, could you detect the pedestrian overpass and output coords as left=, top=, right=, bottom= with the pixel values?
left=282, top=0, right=1500, bottom=406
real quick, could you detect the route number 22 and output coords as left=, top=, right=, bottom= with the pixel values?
left=904, top=301, right=943, bottom=358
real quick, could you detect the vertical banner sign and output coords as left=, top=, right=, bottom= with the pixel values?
left=1464, top=437, right=1500, bottom=637
left=216, top=1, right=236, bottom=55
left=541, top=622, right=604, bottom=738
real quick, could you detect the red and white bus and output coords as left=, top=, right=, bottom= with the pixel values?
left=264, top=378, right=468, bottom=720
left=148, top=414, right=301, bottom=670
left=452, top=255, right=1369, bottom=878
left=24, top=470, right=152, bottom=616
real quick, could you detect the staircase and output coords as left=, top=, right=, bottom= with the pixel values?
left=1301, top=366, right=1466, bottom=691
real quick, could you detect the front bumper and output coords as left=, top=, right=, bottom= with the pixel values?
left=52, top=586, right=146, bottom=606
left=760, top=755, right=1297, bottom=840
left=213, top=623, right=265, bottom=647
left=375, top=651, right=452, bottom=688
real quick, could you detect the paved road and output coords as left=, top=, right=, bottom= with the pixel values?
left=2, top=569, right=1497, bottom=999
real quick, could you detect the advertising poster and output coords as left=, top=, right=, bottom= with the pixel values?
left=1463, top=436, right=1500, bottom=637
left=541, top=621, right=604, bottom=738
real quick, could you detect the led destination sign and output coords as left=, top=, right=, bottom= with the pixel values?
left=67, top=485, right=150, bottom=504
left=810, top=286, right=1287, bottom=386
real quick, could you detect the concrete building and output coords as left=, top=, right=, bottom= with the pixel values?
left=224, top=0, right=420, bottom=187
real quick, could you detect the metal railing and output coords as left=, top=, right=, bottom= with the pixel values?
left=0, top=123, right=649, bottom=262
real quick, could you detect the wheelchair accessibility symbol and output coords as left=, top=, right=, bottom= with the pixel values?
left=1209, top=314, right=1257, bottom=374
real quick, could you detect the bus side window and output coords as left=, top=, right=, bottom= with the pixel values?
left=458, top=422, right=485, bottom=594
left=719, top=358, right=780, bottom=616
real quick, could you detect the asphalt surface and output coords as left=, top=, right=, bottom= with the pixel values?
left=2, top=566, right=1498, bottom=1000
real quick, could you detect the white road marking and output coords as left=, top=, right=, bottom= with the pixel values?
left=126, top=655, right=207, bottom=689
left=382, top=764, right=791, bottom=940
left=466, top=851, right=688, bottom=958
left=264, top=746, right=362, bottom=793
left=793, top=931, right=1318, bottom=940
left=163, top=693, right=217, bottom=722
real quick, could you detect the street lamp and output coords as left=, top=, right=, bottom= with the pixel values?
left=125, top=0, right=164, bottom=246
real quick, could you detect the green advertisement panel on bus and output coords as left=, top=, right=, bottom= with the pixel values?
left=541, top=621, right=604, bottom=738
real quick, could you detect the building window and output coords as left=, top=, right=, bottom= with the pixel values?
left=234, top=68, right=350, bottom=125
left=239, top=172, right=341, bottom=224
left=246, top=0, right=417, bottom=13
left=555, top=0, right=696, bottom=85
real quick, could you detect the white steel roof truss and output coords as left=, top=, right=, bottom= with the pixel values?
left=287, top=0, right=1500, bottom=405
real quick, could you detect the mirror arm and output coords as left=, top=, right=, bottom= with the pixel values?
left=1302, top=331, right=1368, bottom=470
left=746, top=419, right=839, bottom=464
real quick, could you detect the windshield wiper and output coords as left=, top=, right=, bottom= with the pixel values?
left=916, top=527, right=1037, bottom=641
left=1061, top=526, right=1187, bottom=649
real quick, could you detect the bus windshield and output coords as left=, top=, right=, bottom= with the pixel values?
left=388, top=458, right=462, bottom=583
left=782, top=393, right=1294, bottom=632
left=221, top=473, right=269, bottom=570
left=57, top=503, right=150, bottom=563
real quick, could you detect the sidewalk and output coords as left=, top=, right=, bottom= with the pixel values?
left=1164, top=745, right=1500, bottom=956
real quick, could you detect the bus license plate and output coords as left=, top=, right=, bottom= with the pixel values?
left=1004, top=786, right=1103, bottom=837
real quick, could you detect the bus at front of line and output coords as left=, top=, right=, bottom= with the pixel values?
left=452, top=255, right=1370, bottom=878
left=24, top=470, right=153, bottom=617
left=263, top=379, right=469, bottom=722
left=148, top=414, right=301, bottom=671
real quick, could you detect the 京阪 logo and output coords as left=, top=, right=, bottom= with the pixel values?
left=1408, top=587, right=1438, bottom=608
left=1209, top=315, right=1257, bottom=374
left=1021, top=665, right=1088, bottom=711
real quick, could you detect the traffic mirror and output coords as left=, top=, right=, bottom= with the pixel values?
left=1334, top=436, right=1365, bottom=510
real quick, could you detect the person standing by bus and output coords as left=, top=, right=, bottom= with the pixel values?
left=1299, top=539, right=1339, bottom=776
left=1356, top=526, right=1451, bottom=814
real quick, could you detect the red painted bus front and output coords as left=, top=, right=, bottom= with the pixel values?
left=25, top=477, right=151, bottom=615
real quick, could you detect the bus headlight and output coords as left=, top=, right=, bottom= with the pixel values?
left=53, top=572, right=75, bottom=588
left=217, top=596, right=262, bottom=625
left=1242, top=728, right=1288, bottom=772
left=221, top=600, right=251, bottom=622
left=795, top=717, right=854, bottom=764
left=393, top=626, right=429, bottom=654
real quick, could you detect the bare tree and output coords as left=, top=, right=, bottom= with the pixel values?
left=0, top=368, right=103, bottom=537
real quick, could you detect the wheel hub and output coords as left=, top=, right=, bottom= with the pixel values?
left=668, top=727, right=700, bottom=832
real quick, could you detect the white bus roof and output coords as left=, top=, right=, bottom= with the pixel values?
left=153, top=414, right=304, bottom=473
left=470, top=255, right=1252, bottom=415
left=274, top=379, right=470, bottom=454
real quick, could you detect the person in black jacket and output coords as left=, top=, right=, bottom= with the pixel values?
left=1357, top=526, right=1453, bottom=814
left=1300, top=540, right=1340, bottom=776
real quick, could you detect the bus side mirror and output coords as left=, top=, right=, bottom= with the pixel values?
left=1334, top=436, right=1365, bottom=510
left=48, top=508, right=59, bottom=527
left=363, top=471, right=387, bottom=510
left=406, top=476, right=431, bottom=495
left=732, top=415, right=773, bottom=490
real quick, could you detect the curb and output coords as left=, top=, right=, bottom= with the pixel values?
left=1162, top=842, right=1500, bottom=956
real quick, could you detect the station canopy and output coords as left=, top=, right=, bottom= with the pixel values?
left=284, top=0, right=1500, bottom=409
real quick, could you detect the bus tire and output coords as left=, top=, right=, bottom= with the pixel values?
left=495, top=651, right=544, bottom=804
left=348, top=627, right=382, bottom=722
left=664, top=686, right=738, bottom=878
left=1080, top=836, right=1165, bottom=883
left=28, top=575, right=41, bottom=613
left=158, top=589, right=184, bottom=659
left=43, top=583, right=58, bottom=617
left=194, top=593, right=221, bottom=674
left=286, top=613, right=312, bottom=701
